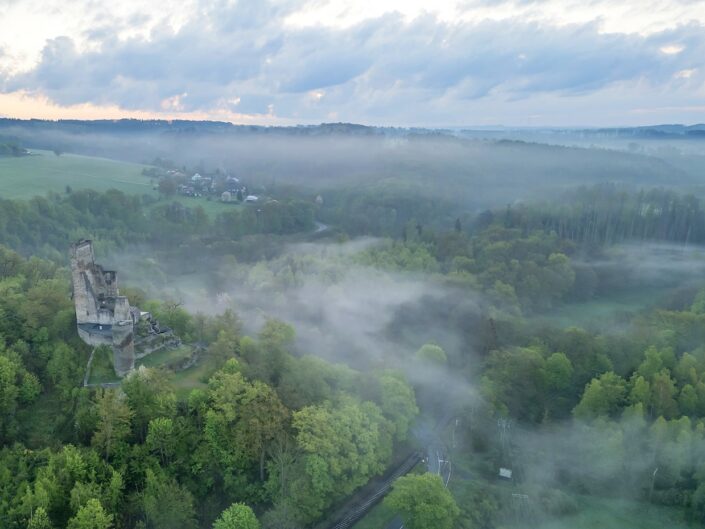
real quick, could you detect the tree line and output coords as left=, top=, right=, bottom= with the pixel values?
left=0, top=189, right=314, bottom=261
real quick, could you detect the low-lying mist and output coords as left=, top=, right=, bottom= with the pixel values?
left=579, top=242, right=705, bottom=305
left=110, top=239, right=481, bottom=369
left=2, top=121, right=698, bottom=217
left=107, top=237, right=705, bottom=396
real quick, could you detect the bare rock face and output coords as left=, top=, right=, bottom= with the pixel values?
left=70, top=240, right=135, bottom=376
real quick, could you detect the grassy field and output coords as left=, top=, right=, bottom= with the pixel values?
left=526, top=495, right=697, bottom=529
left=447, top=455, right=696, bottom=529
left=135, top=344, right=193, bottom=369
left=0, top=150, right=152, bottom=198
left=83, top=342, right=215, bottom=397
left=534, top=285, right=675, bottom=329
left=158, top=194, right=241, bottom=218
left=87, top=347, right=121, bottom=385
left=169, top=359, right=219, bottom=398
left=0, top=150, right=239, bottom=219
left=444, top=439, right=696, bottom=529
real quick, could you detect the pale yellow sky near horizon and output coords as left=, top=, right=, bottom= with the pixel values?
left=0, top=91, right=282, bottom=123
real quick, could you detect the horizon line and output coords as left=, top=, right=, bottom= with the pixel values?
left=1, top=116, right=704, bottom=131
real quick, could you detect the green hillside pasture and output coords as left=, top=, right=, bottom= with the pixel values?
left=533, top=495, right=697, bottom=529
left=0, top=150, right=241, bottom=218
left=0, top=150, right=152, bottom=198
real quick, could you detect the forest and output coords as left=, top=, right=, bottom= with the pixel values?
left=2, top=125, right=705, bottom=529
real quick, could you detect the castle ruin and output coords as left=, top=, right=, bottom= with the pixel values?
left=70, top=240, right=177, bottom=377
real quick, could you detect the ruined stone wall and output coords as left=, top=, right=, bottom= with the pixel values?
left=70, top=240, right=135, bottom=377
left=96, top=310, right=115, bottom=325
left=134, top=332, right=181, bottom=359
left=112, top=296, right=135, bottom=375
left=70, top=240, right=122, bottom=324
left=103, top=270, right=118, bottom=297
left=111, top=322, right=135, bottom=376
left=77, top=326, right=113, bottom=347
left=71, top=241, right=98, bottom=324
left=113, top=297, right=132, bottom=322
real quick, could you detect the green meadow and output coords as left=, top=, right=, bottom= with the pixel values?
left=0, top=149, right=239, bottom=218
left=0, top=150, right=152, bottom=198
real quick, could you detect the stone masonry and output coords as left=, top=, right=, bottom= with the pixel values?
left=70, top=239, right=136, bottom=376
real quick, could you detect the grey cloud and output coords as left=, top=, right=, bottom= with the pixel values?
left=4, top=1, right=705, bottom=123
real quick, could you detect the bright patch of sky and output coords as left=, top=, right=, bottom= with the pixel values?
left=286, top=0, right=705, bottom=35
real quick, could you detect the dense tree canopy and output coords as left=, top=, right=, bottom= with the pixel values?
left=4, top=179, right=705, bottom=529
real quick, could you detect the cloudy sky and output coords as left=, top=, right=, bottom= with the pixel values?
left=0, top=0, right=704, bottom=126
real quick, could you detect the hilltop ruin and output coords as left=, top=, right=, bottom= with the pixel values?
left=70, top=240, right=178, bottom=377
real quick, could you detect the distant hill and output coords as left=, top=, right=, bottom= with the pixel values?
left=0, top=118, right=392, bottom=137
left=591, top=124, right=705, bottom=138
left=457, top=123, right=705, bottom=141
left=0, top=118, right=700, bottom=217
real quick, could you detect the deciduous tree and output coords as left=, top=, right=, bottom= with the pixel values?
left=66, top=499, right=112, bottom=529
left=143, top=469, right=196, bottom=529
left=384, top=474, right=459, bottom=529
left=213, top=503, right=259, bottom=529
left=92, top=389, right=133, bottom=460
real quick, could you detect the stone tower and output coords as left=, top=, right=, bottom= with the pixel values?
left=70, top=240, right=135, bottom=376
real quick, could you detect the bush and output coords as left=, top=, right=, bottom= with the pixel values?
left=537, top=488, right=579, bottom=516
